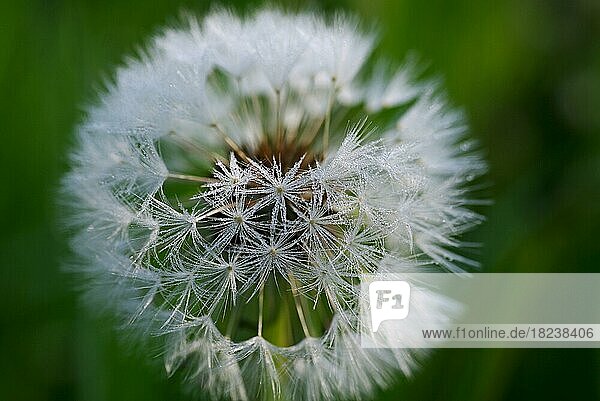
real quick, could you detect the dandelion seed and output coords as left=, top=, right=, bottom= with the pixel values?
left=63, top=7, right=485, bottom=401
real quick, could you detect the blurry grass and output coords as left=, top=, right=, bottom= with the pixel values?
left=1, top=0, right=598, bottom=400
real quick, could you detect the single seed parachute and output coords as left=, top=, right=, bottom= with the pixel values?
left=63, top=7, right=486, bottom=401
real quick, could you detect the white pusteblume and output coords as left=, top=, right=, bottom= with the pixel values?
left=64, top=8, right=485, bottom=401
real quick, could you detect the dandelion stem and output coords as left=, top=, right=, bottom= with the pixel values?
left=167, top=172, right=217, bottom=183
left=288, top=273, right=311, bottom=338
left=324, top=285, right=340, bottom=313
left=211, top=123, right=250, bottom=162
left=322, top=79, right=336, bottom=156
left=225, top=303, right=239, bottom=339
left=275, top=89, right=282, bottom=153
left=196, top=203, right=233, bottom=221
left=298, top=116, right=322, bottom=147
left=257, top=283, right=265, bottom=337
left=251, top=95, right=263, bottom=131
left=167, top=131, right=227, bottom=163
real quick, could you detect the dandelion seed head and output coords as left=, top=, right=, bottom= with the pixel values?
left=64, top=7, right=486, bottom=401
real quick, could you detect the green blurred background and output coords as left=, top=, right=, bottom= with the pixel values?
left=1, top=0, right=599, bottom=400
